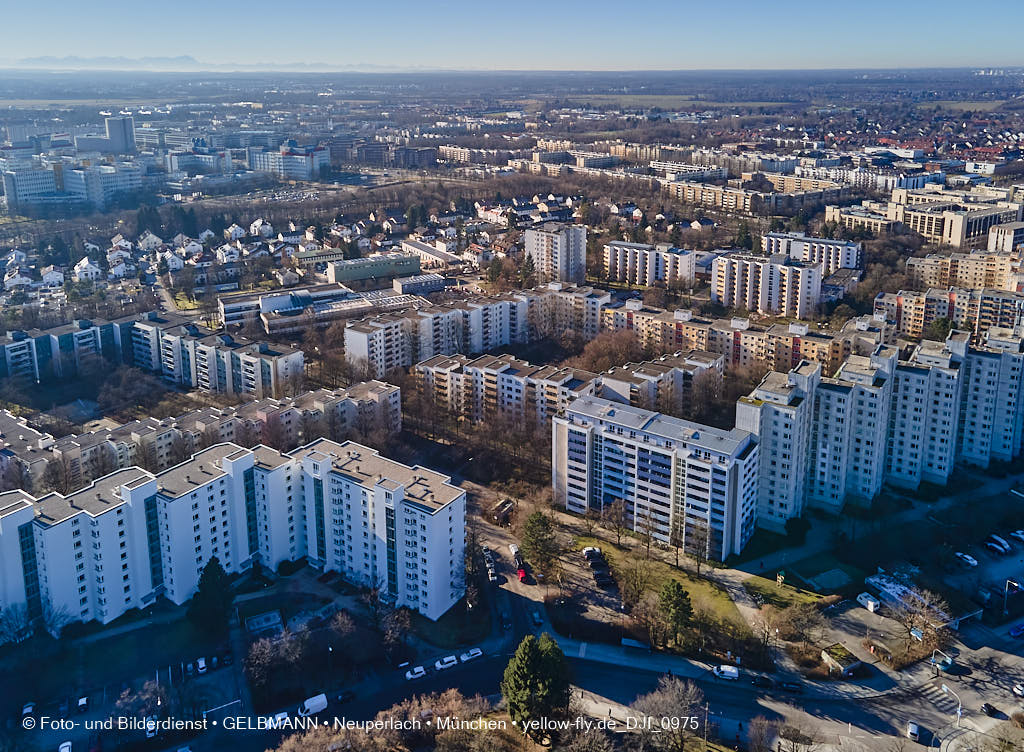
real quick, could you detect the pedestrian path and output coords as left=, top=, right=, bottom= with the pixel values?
left=916, top=679, right=962, bottom=715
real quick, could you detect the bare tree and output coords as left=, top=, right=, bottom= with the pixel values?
left=686, top=518, right=711, bottom=577
left=778, top=723, right=820, bottom=752
left=630, top=676, right=704, bottom=752
left=0, top=604, right=32, bottom=644
left=601, top=498, right=628, bottom=546
left=619, top=551, right=653, bottom=609
left=749, top=716, right=779, bottom=752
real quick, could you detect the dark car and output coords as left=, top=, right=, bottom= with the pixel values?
left=981, top=702, right=997, bottom=717
left=222, top=651, right=234, bottom=667
left=337, top=691, right=356, bottom=704
left=751, top=676, right=774, bottom=689
left=1010, top=622, right=1024, bottom=638
left=588, top=559, right=608, bottom=570
left=779, top=681, right=804, bottom=694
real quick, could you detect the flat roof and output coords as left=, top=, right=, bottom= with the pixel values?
left=156, top=443, right=244, bottom=498
left=34, top=467, right=153, bottom=525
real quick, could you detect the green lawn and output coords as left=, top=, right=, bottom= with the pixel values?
left=173, top=291, right=198, bottom=310
left=573, top=536, right=750, bottom=637
left=743, top=575, right=823, bottom=609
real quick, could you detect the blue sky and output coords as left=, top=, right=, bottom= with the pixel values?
left=3, top=0, right=1022, bottom=70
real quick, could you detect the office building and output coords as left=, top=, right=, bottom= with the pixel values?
left=247, top=141, right=329, bottom=181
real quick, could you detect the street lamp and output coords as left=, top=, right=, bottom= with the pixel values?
left=932, top=648, right=952, bottom=676
left=1004, top=579, right=1020, bottom=616
left=941, top=684, right=962, bottom=728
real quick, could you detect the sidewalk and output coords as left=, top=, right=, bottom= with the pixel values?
left=555, top=633, right=936, bottom=701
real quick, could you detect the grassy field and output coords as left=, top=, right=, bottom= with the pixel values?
left=915, top=100, right=1006, bottom=112
left=573, top=536, right=750, bottom=636
left=173, top=291, right=198, bottom=310
left=743, top=574, right=824, bottom=610
left=558, top=94, right=794, bottom=109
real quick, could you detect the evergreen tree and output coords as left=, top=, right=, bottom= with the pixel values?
left=519, top=511, right=560, bottom=579
left=658, top=579, right=693, bottom=646
left=501, top=634, right=571, bottom=741
left=187, top=556, right=234, bottom=637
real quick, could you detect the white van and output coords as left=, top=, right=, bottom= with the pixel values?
left=297, top=693, right=328, bottom=717
left=857, top=592, right=880, bottom=612
left=713, top=665, right=739, bottom=680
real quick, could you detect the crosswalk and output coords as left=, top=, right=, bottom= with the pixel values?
left=916, top=680, right=962, bottom=715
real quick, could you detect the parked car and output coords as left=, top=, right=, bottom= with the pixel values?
left=906, top=721, right=920, bottom=742
left=1012, top=683, right=1024, bottom=698
left=1010, top=622, right=1024, bottom=638
left=337, top=691, right=356, bottom=704
left=460, top=648, right=483, bottom=663
left=59, top=743, right=72, bottom=752
left=988, top=534, right=1012, bottom=552
left=145, top=716, right=158, bottom=738
left=222, top=651, right=234, bottom=667
left=487, top=571, right=498, bottom=583
left=271, top=711, right=289, bottom=726
left=981, top=702, right=997, bottom=717
left=1009, top=530, right=1024, bottom=544
left=985, top=541, right=1007, bottom=555
left=531, top=609, right=544, bottom=627
left=77, top=696, right=89, bottom=714
left=750, top=676, right=774, bottom=689
left=582, top=547, right=602, bottom=560
left=185, top=662, right=195, bottom=677
left=22, top=702, right=35, bottom=718
left=517, top=568, right=527, bottom=582
left=435, top=656, right=458, bottom=671
left=509, top=544, right=520, bottom=557
left=404, top=666, right=426, bottom=681
left=196, top=657, right=207, bottom=674
left=779, top=681, right=804, bottom=694
left=955, top=552, right=978, bottom=567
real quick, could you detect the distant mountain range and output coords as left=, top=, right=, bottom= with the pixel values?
left=13, top=55, right=432, bottom=72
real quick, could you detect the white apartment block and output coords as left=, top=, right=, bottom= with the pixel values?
left=735, top=362, right=819, bottom=532
left=0, top=439, right=464, bottom=638
left=906, top=250, right=1023, bottom=292
left=712, top=254, right=822, bottom=318
left=959, top=328, right=1024, bottom=467
left=524, top=223, right=587, bottom=284
left=886, top=337, right=965, bottom=489
left=806, top=347, right=897, bottom=511
left=989, top=222, right=1024, bottom=254
left=603, top=241, right=697, bottom=287
left=552, top=396, right=759, bottom=562
left=761, top=232, right=862, bottom=277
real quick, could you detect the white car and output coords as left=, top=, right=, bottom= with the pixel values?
left=21, top=702, right=35, bottom=718
left=145, top=716, right=158, bottom=738
left=270, top=711, right=289, bottom=727
left=460, top=647, right=483, bottom=663
left=954, top=552, right=978, bottom=567
left=59, top=744, right=72, bottom=752
left=196, top=657, right=207, bottom=674
left=435, top=655, right=458, bottom=671
left=1013, top=683, right=1024, bottom=697
left=405, top=666, right=426, bottom=680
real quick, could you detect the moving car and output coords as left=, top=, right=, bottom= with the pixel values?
left=297, top=693, right=328, bottom=717
left=981, top=702, right=997, bottom=717
left=404, top=666, right=426, bottom=680
left=435, top=655, right=458, bottom=671
left=713, top=665, right=739, bottom=680
left=460, top=648, right=483, bottom=663
left=779, top=681, right=804, bottom=694
left=750, top=676, right=774, bottom=689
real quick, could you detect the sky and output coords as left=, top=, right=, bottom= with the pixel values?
left=3, top=0, right=1023, bottom=70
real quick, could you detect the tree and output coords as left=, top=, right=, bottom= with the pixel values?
left=686, top=518, right=710, bottom=577
left=601, top=499, right=628, bottom=546
left=187, top=557, right=234, bottom=637
left=658, top=580, right=693, bottom=646
left=501, top=634, right=571, bottom=742
left=619, top=551, right=653, bottom=608
left=778, top=723, right=819, bottom=752
left=116, top=679, right=167, bottom=720
left=889, top=588, right=951, bottom=654
left=630, top=677, right=704, bottom=752
left=519, top=511, right=561, bottom=580
left=921, top=317, right=953, bottom=342
left=748, top=716, right=779, bottom=752
left=0, top=604, right=32, bottom=644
